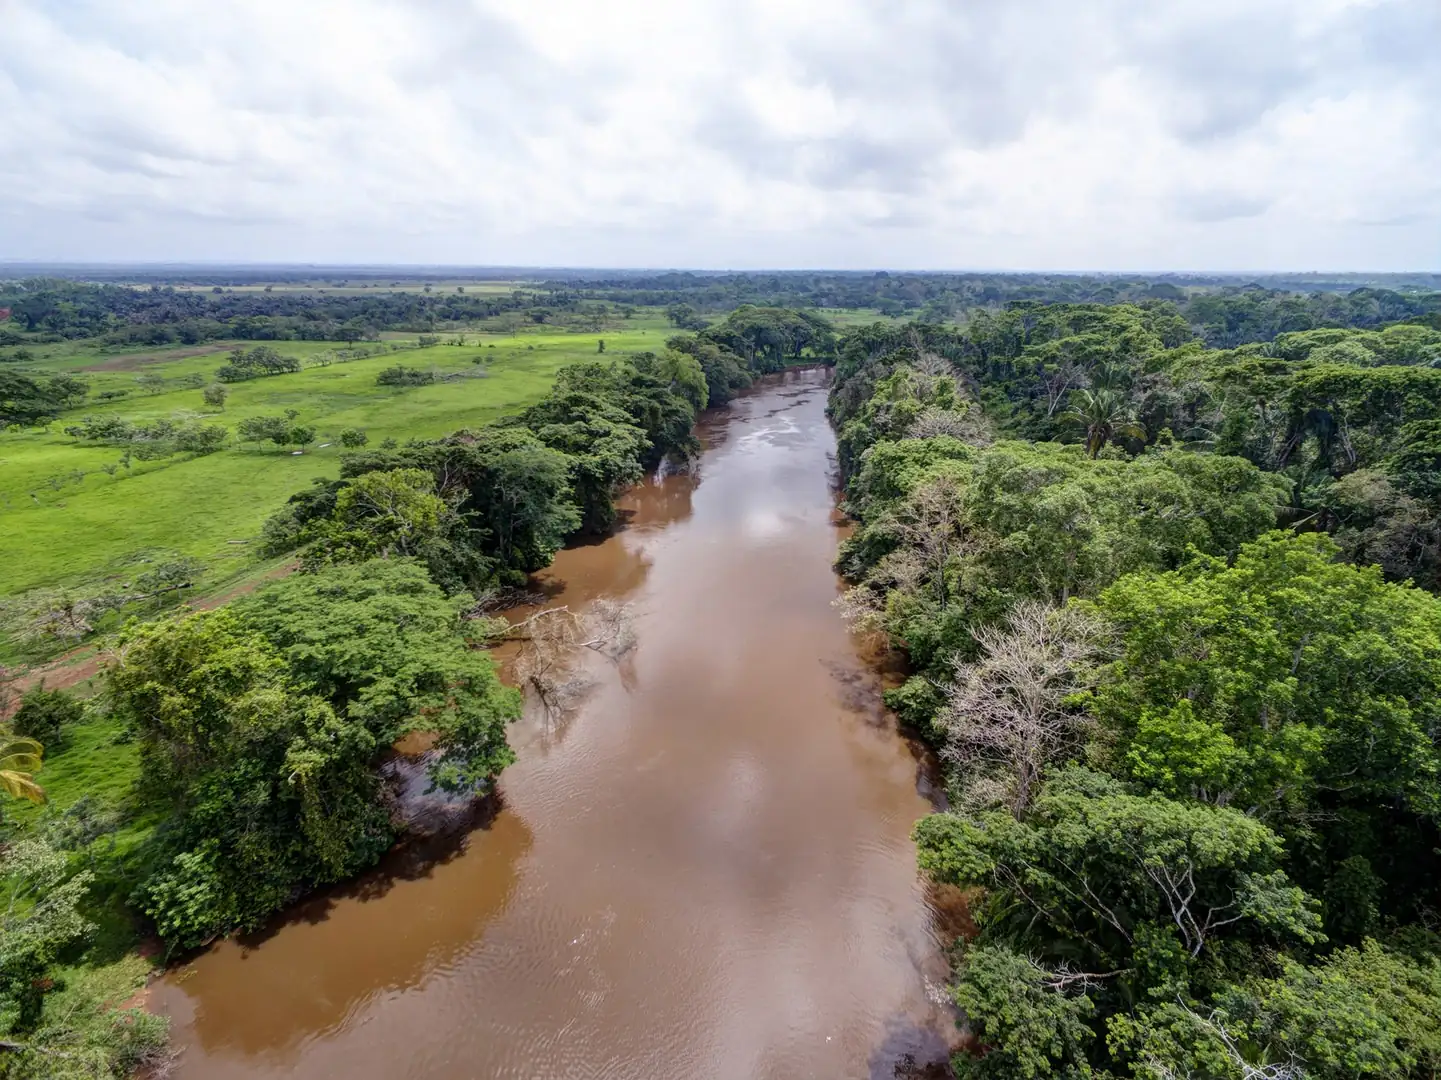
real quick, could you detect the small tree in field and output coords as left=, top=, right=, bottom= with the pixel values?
left=12, top=686, right=83, bottom=749
left=203, top=382, right=229, bottom=410
left=287, top=425, right=316, bottom=452
left=338, top=427, right=368, bottom=449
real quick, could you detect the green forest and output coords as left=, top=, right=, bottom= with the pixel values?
left=829, top=296, right=1441, bottom=1077
left=3, top=270, right=1441, bottom=1077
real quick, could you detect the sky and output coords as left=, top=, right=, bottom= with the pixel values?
left=0, top=0, right=1436, bottom=271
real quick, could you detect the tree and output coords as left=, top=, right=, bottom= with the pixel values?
left=338, top=427, right=368, bottom=448
left=236, top=414, right=290, bottom=448
left=133, top=557, right=203, bottom=603
left=941, top=600, right=1107, bottom=816
left=509, top=600, right=635, bottom=718
left=341, top=428, right=581, bottom=579
left=1067, top=386, right=1146, bottom=457
left=12, top=686, right=83, bottom=749
left=216, top=346, right=301, bottom=382
left=0, top=371, right=86, bottom=427
left=111, top=608, right=392, bottom=947
left=919, top=766, right=1321, bottom=961
left=943, top=944, right=1097, bottom=1079
left=520, top=390, right=648, bottom=533
left=0, top=839, right=94, bottom=1029
left=287, top=424, right=316, bottom=451
left=303, top=468, right=449, bottom=565
left=666, top=335, right=752, bottom=405
left=1084, top=531, right=1441, bottom=819
left=700, top=305, right=836, bottom=371
left=664, top=302, right=707, bottom=330
left=234, top=559, right=520, bottom=793
left=175, top=420, right=228, bottom=454
left=376, top=365, right=435, bottom=387
left=202, top=382, right=229, bottom=409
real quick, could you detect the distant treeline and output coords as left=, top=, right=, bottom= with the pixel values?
left=3, top=274, right=1439, bottom=351
left=0, top=279, right=589, bottom=343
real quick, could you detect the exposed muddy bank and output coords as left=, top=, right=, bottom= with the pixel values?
left=155, top=368, right=956, bottom=1079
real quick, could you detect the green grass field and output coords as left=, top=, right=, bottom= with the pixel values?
left=1, top=318, right=679, bottom=598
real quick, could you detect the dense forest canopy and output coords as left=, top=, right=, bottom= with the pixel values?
left=830, top=299, right=1441, bottom=1078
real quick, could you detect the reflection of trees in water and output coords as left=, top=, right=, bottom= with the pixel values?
left=172, top=802, right=534, bottom=1059
left=865, top=1013, right=955, bottom=1080
left=620, top=468, right=698, bottom=531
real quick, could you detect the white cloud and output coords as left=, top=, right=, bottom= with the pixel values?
left=0, top=0, right=1435, bottom=269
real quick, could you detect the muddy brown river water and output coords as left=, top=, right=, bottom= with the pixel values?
left=155, top=368, right=956, bottom=1079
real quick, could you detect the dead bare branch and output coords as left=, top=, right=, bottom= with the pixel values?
left=510, top=601, right=637, bottom=720
left=941, top=600, right=1109, bottom=816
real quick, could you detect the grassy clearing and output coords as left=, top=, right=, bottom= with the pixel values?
left=2, top=319, right=678, bottom=597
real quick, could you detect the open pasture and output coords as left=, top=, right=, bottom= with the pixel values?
left=1, top=321, right=675, bottom=597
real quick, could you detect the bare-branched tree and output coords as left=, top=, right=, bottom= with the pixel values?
left=509, top=600, right=636, bottom=719
left=889, top=473, right=968, bottom=610
left=906, top=404, right=994, bottom=446
left=941, top=600, right=1109, bottom=816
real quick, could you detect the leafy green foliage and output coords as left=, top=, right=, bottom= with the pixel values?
left=0, top=370, right=87, bottom=428
left=108, top=559, right=519, bottom=948
left=835, top=310, right=1441, bottom=1079
left=298, top=468, right=455, bottom=570
left=0, top=839, right=94, bottom=1031
left=916, top=767, right=1321, bottom=968
left=11, top=686, right=83, bottom=749
left=375, top=364, right=436, bottom=387
left=1085, top=532, right=1441, bottom=822
left=698, top=305, right=835, bottom=372
left=110, top=608, right=389, bottom=946
left=947, top=944, right=1096, bottom=1079
left=233, top=559, right=519, bottom=792
left=0, top=954, right=170, bottom=1080
left=214, top=345, right=301, bottom=382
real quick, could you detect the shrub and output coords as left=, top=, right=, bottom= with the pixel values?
left=12, top=686, right=83, bottom=749
left=376, top=365, right=435, bottom=387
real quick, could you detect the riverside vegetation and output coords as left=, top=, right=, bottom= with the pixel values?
left=1, top=269, right=1439, bottom=1077
left=830, top=299, right=1441, bottom=1077
left=0, top=277, right=836, bottom=1077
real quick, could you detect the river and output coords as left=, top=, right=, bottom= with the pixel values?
left=155, top=368, right=957, bottom=1079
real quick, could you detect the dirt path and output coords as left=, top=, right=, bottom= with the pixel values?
left=78, top=342, right=241, bottom=372
left=4, top=561, right=297, bottom=708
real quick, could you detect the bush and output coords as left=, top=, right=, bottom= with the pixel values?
left=215, top=346, right=301, bottom=382
left=376, top=365, right=435, bottom=387
left=338, top=427, right=368, bottom=448
left=174, top=421, right=228, bottom=454
left=12, top=686, right=84, bottom=748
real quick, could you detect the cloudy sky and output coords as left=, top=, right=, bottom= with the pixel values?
left=1, top=0, right=1436, bottom=270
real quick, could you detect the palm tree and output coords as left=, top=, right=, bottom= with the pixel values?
left=1067, top=388, right=1146, bottom=458
left=0, top=735, right=45, bottom=804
